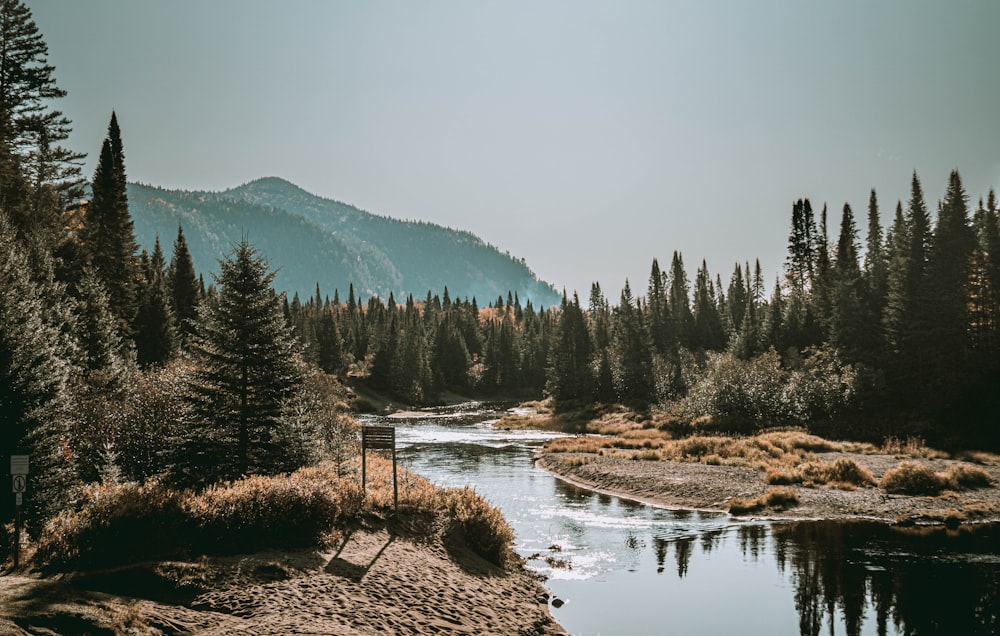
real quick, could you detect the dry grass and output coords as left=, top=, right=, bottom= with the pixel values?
left=879, top=462, right=949, bottom=495
left=879, top=461, right=995, bottom=496
left=728, top=487, right=799, bottom=515
left=953, top=450, right=1000, bottom=465
left=33, top=456, right=517, bottom=571
left=877, top=437, right=949, bottom=459
left=944, top=464, right=993, bottom=489
left=772, top=458, right=877, bottom=488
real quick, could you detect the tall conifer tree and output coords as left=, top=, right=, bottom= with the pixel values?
left=178, top=240, right=303, bottom=484
left=80, top=112, right=138, bottom=333
left=168, top=224, right=199, bottom=343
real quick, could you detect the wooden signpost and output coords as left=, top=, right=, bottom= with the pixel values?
left=361, top=426, right=398, bottom=513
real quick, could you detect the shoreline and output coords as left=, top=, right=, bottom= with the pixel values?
left=537, top=451, right=1000, bottom=526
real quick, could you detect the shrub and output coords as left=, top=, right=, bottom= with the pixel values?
left=821, top=458, right=875, bottom=487
left=439, top=487, right=516, bottom=570
left=34, top=479, right=184, bottom=568
left=763, top=486, right=799, bottom=509
left=183, top=471, right=352, bottom=553
left=728, top=487, right=799, bottom=515
left=879, top=462, right=949, bottom=495
left=945, top=465, right=993, bottom=490
left=765, top=466, right=800, bottom=485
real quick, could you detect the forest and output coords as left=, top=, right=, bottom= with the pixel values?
left=2, top=0, right=999, bottom=552
left=289, top=169, right=1000, bottom=452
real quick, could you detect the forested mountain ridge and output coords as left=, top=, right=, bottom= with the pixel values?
left=128, top=178, right=561, bottom=306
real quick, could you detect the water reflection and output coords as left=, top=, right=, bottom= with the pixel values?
left=369, top=406, right=1000, bottom=636
left=774, top=521, right=1000, bottom=636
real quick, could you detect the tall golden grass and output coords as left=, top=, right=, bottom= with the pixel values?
left=33, top=455, right=516, bottom=571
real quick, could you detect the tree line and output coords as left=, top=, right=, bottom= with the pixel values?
left=285, top=166, right=999, bottom=449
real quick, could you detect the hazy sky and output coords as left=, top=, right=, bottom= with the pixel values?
left=29, top=1, right=1000, bottom=300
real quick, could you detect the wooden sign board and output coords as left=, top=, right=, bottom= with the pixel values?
left=362, top=426, right=396, bottom=450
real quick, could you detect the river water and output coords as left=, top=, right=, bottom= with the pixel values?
left=360, top=404, right=1000, bottom=636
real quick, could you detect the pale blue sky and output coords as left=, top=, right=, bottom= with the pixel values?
left=30, top=1, right=1000, bottom=299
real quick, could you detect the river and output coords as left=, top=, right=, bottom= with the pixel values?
left=359, top=403, right=1000, bottom=636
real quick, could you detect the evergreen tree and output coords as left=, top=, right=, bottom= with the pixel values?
left=884, top=173, right=934, bottom=402
left=645, top=259, right=671, bottom=355
left=546, top=292, right=593, bottom=404
left=79, top=113, right=138, bottom=332
left=830, top=203, right=864, bottom=358
left=178, top=240, right=303, bottom=485
left=925, top=170, right=974, bottom=407
left=168, top=224, right=199, bottom=343
left=611, top=280, right=653, bottom=406
left=0, top=213, right=78, bottom=524
left=668, top=251, right=694, bottom=349
left=314, top=306, right=345, bottom=375
left=73, top=266, right=130, bottom=382
left=786, top=199, right=816, bottom=290
left=0, top=0, right=84, bottom=244
left=726, top=263, right=747, bottom=335
left=133, top=236, right=176, bottom=367
left=811, top=204, right=832, bottom=335
left=692, top=260, right=725, bottom=350
left=864, top=189, right=887, bottom=310
left=883, top=201, right=910, bottom=357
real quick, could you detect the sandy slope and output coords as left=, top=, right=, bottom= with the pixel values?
left=0, top=521, right=564, bottom=635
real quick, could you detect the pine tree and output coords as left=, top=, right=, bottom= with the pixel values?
left=668, top=251, right=694, bottom=349
left=692, top=260, right=725, bottom=350
left=811, top=204, right=832, bottom=336
left=830, top=202, right=864, bottom=358
left=611, top=280, right=653, bottom=406
left=178, top=240, right=303, bottom=485
left=546, top=292, right=593, bottom=404
left=925, top=170, right=974, bottom=408
left=786, top=199, right=816, bottom=290
left=646, top=259, right=671, bottom=355
left=0, top=0, right=84, bottom=243
left=0, top=213, right=78, bottom=524
left=883, top=173, right=934, bottom=402
left=883, top=201, right=910, bottom=357
left=167, top=224, right=199, bottom=343
left=79, top=113, right=138, bottom=333
left=74, top=266, right=131, bottom=382
left=133, top=236, right=176, bottom=367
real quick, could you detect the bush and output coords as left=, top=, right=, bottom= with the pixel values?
left=879, top=462, right=949, bottom=495
left=728, top=487, right=799, bottom=515
left=184, top=472, right=354, bottom=553
left=795, top=458, right=876, bottom=488
left=945, top=464, right=993, bottom=489
left=34, top=479, right=184, bottom=568
left=439, top=487, right=516, bottom=570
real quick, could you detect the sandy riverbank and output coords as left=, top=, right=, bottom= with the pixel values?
left=0, top=517, right=564, bottom=636
left=538, top=451, right=1000, bottom=524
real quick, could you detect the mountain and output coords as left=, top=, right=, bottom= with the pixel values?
left=127, top=178, right=560, bottom=307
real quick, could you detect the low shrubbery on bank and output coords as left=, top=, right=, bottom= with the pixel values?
left=32, top=456, right=516, bottom=571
